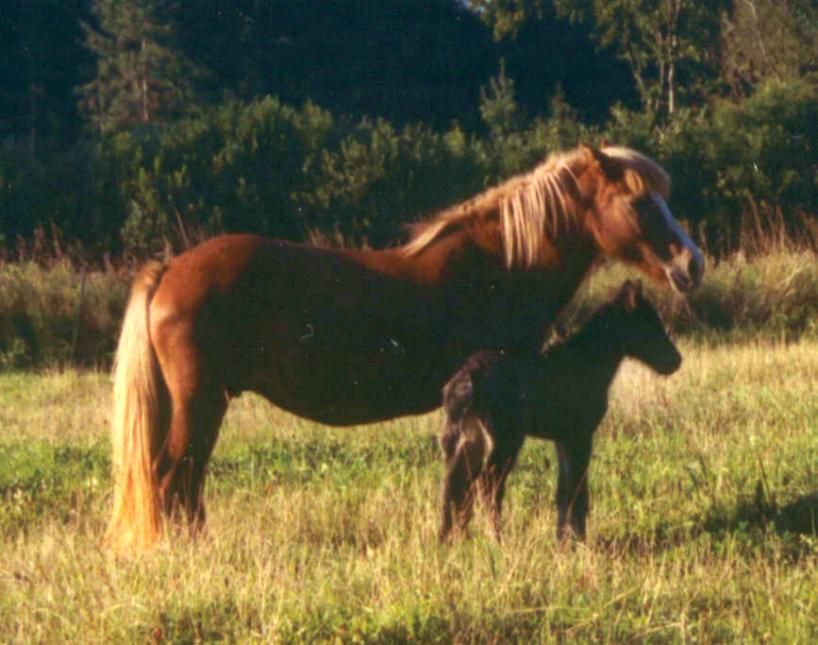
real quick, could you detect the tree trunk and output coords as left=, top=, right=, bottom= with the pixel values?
left=140, top=38, right=150, bottom=123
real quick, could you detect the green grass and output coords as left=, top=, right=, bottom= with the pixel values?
left=1, top=339, right=816, bottom=642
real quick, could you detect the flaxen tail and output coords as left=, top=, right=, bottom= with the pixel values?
left=105, top=261, right=168, bottom=553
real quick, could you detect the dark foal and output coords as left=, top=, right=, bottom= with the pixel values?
left=439, top=280, right=682, bottom=542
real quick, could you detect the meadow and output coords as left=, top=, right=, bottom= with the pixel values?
left=0, top=253, right=817, bottom=642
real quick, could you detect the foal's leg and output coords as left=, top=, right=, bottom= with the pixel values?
left=478, top=429, right=524, bottom=540
left=555, top=437, right=592, bottom=542
left=439, top=418, right=488, bottom=541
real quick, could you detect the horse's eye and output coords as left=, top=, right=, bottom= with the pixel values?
left=633, top=197, right=653, bottom=224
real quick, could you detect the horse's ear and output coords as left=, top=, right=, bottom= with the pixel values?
left=600, top=137, right=610, bottom=149
left=582, top=142, right=623, bottom=182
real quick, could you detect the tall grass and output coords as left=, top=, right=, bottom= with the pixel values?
left=0, top=338, right=815, bottom=641
left=0, top=261, right=128, bottom=369
left=563, top=248, right=818, bottom=343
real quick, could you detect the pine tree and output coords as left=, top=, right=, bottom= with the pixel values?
left=79, top=0, right=195, bottom=132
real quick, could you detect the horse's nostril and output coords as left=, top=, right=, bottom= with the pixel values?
left=688, top=254, right=704, bottom=286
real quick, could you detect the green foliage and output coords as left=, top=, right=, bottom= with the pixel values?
left=3, top=3, right=818, bottom=258
left=705, top=80, right=818, bottom=216
left=479, top=61, right=522, bottom=139
left=599, top=78, right=818, bottom=248
left=722, top=0, right=818, bottom=96
left=113, top=97, right=338, bottom=253
left=557, top=0, right=727, bottom=115
left=467, top=0, right=549, bottom=40
left=79, top=0, right=197, bottom=132
left=296, top=120, right=486, bottom=245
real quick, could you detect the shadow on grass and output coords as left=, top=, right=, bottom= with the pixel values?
left=595, top=487, right=817, bottom=558
left=702, top=486, right=818, bottom=538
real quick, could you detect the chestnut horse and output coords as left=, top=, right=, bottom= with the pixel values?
left=106, top=144, right=704, bottom=551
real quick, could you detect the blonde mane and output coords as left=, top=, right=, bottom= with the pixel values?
left=402, top=144, right=670, bottom=269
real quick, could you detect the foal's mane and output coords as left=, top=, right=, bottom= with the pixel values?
left=402, top=145, right=670, bottom=269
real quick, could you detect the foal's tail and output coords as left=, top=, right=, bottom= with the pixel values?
left=442, top=370, right=475, bottom=425
left=105, top=261, right=168, bottom=553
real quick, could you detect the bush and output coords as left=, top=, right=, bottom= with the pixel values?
left=603, top=79, right=818, bottom=251
left=116, top=97, right=340, bottom=254
left=1, top=81, right=815, bottom=258
left=296, top=120, right=486, bottom=245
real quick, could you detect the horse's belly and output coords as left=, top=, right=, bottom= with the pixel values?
left=240, top=338, right=449, bottom=426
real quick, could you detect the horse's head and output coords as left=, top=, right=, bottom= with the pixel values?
left=580, top=144, right=704, bottom=293
left=613, top=280, right=682, bottom=375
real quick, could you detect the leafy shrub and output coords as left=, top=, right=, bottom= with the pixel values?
left=296, top=120, right=486, bottom=245
left=604, top=79, right=818, bottom=251
left=1, top=80, right=816, bottom=257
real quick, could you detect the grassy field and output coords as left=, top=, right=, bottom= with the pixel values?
left=0, top=336, right=816, bottom=642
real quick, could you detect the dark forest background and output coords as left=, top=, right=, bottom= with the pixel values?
left=1, top=0, right=816, bottom=259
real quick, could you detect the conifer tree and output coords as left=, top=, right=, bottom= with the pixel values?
left=79, top=0, right=195, bottom=132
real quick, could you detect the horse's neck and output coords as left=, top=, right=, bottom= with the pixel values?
left=349, top=226, right=596, bottom=322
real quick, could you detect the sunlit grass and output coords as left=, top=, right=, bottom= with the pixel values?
left=1, top=338, right=816, bottom=641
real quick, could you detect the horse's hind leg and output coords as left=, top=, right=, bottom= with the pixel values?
left=152, top=332, right=227, bottom=533
left=154, top=384, right=227, bottom=531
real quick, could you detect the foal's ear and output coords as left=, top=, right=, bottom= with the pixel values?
left=580, top=142, right=623, bottom=182
left=619, top=279, right=642, bottom=309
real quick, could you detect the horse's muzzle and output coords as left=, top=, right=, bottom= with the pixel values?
left=665, top=248, right=704, bottom=293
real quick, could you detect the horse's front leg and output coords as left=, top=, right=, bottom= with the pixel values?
left=555, top=437, right=592, bottom=542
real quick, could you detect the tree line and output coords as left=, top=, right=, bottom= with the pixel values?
left=0, top=0, right=816, bottom=259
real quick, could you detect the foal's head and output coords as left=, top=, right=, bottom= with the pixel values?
left=608, top=280, right=682, bottom=375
